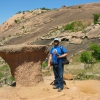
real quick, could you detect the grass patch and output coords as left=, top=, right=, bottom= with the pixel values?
left=65, top=52, right=100, bottom=80
left=42, top=61, right=48, bottom=69
left=0, top=64, right=15, bottom=86
left=62, top=20, right=92, bottom=32
left=2, top=37, right=6, bottom=40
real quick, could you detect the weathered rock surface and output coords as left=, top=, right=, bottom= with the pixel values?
left=0, top=45, right=48, bottom=87
left=70, top=32, right=85, bottom=38
left=69, top=38, right=83, bottom=44
left=86, top=27, right=100, bottom=39
left=0, top=42, right=3, bottom=46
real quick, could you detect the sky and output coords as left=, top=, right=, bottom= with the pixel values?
left=0, top=0, right=100, bottom=25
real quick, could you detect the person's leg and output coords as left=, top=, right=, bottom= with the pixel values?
left=58, top=62, right=64, bottom=89
left=53, top=64, right=59, bottom=88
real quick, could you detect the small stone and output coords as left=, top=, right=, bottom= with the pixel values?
left=63, top=74, right=73, bottom=80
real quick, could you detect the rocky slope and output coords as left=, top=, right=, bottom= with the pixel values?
left=0, top=3, right=100, bottom=58
left=0, top=3, right=100, bottom=44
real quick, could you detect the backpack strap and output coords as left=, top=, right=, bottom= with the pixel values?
left=60, top=46, right=64, bottom=54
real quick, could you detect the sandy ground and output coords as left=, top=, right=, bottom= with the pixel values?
left=0, top=76, right=100, bottom=100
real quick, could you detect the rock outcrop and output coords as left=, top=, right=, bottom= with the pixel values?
left=0, top=45, right=48, bottom=87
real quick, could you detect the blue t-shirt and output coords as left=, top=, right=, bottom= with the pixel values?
left=50, top=45, right=67, bottom=64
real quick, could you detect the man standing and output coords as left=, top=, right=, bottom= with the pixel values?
left=48, top=38, right=68, bottom=92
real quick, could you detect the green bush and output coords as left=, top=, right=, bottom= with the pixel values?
left=0, top=72, right=3, bottom=79
left=8, top=35, right=11, bottom=38
left=14, top=19, right=20, bottom=23
left=9, top=76, right=15, bottom=81
left=21, top=26, right=25, bottom=29
left=63, top=22, right=75, bottom=31
left=63, top=21, right=85, bottom=32
left=93, top=14, right=100, bottom=24
left=40, top=7, right=51, bottom=10
left=80, top=51, right=93, bottom=64
left=90, top=44, right=100, bottom=60
left=42, top=61, right=48, bottom=69
left=78, top=6, right=81, bottom=9
left=0, top=65, right=15, bottom=86
left=2, top=37, right=5, bottom=40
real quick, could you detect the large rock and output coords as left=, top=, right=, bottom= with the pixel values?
left=69, top=38, right=83, bottom=44
left=86, top=27, right=100, bottom=39
left=70, top=32, right=85, bottom=38
left=0, top=45, right=48, bottom=87
left=63, top=74, right=73, bottom=80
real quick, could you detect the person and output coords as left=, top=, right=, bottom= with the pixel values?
left=48, top=38, right=68, bottom=92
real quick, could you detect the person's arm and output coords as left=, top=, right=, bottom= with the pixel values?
left=57, top=46, right=68, bottom=58
left=48, top=54, right=52, bottom=68
left=57, top=53, right=67, bottom=58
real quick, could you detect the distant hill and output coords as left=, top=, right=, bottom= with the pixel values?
left=0, top=2, right=100, bottom=58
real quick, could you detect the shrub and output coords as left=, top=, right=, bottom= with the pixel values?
left=78, top=6, right=81, bottom=9
left=8, top=35, right=11, bottom=38
left=80, top=51, right=93, bottom=64
left=9, top=76, right=15, bottom=81
left=23, top=30, right=27, bottom=33
left=0, top=72, right=3, bottom=79
left=93, top=14, right=100, bottom=24
left=90, top=44, right=100, bottom=60
left=0, top=65, right=15, bottom=86
left=21, top=26, right=25, bottom=29
left=14, top=19, right=20, bottom=23
left=63, top=22, right=75, bottom=31
left=63, top=21, right=85, bottom=32
left=41, top=7, right=51, bottom=10
left=42, top=61, right=48, bottom=69
left=2, top=37, right=5, bottom=40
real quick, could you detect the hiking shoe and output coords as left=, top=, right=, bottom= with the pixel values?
left=53, top=85, right=58, bottom=89
left=58, top=88, right=63, bottom=92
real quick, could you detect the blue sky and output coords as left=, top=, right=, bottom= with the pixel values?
left=0, top=0, right=100, bottom=25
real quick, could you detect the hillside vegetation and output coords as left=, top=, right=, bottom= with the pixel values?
left=0, top=3, right=100, bottom=45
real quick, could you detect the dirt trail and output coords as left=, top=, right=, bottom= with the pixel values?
left=0, top=75, right=100, bottom=100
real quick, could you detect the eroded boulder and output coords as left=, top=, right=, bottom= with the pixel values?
left=0, top=45, right=48, bottom=87
left=69, top=38, right=83, bottom=44
left=86, top=27, right=100, bottom=39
